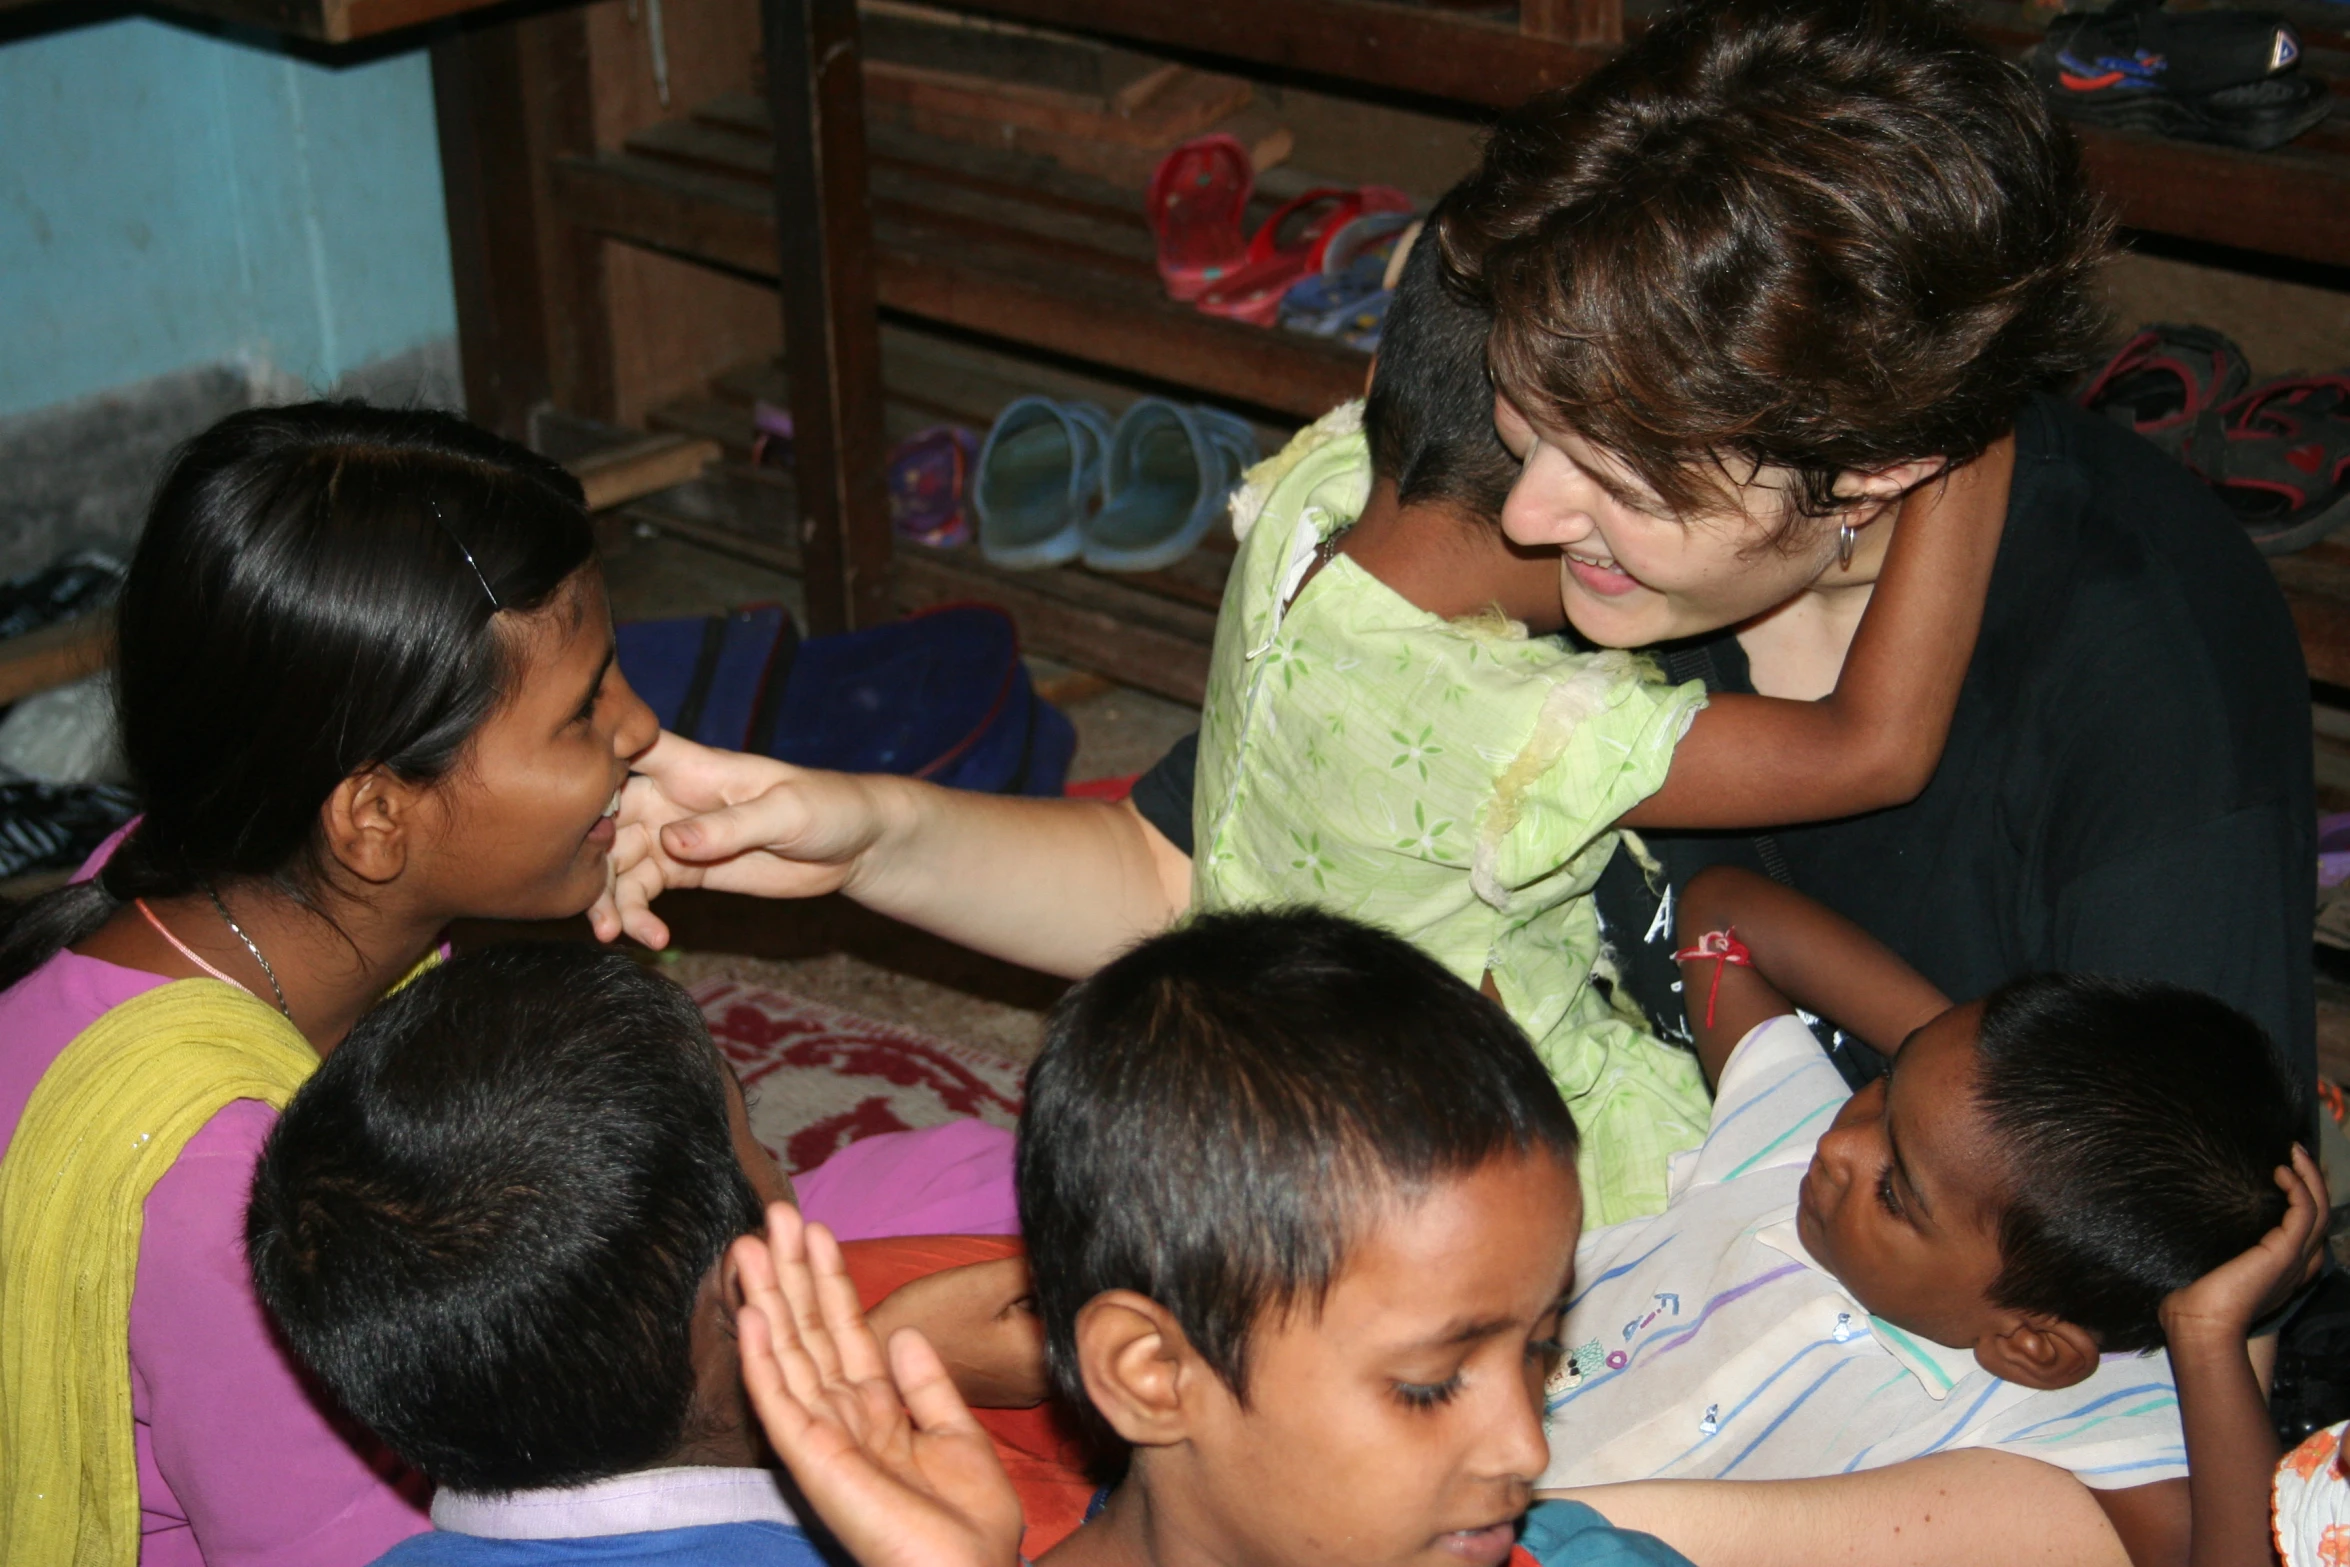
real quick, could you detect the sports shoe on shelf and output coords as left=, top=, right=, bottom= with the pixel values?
left=2032, top=0, right=2332, bottom=150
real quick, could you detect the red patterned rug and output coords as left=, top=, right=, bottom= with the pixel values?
left=690, top=977, right=1027, bottom=1174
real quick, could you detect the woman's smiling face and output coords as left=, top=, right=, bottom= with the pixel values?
left=409, top=569, right=659, bottom=922
left=1493, top=395, right=1842, bottom=649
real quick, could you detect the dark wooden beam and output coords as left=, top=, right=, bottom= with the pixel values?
left=2081, top=131, right=2350, bottom=273
left=431, top=8, right=613, bottom=439
left=948, top=0, right=1606, bottom=106
left=1521, top=0, right=1620, bottom=48
left=764, top=0, right=894, bottom=632
left=2272, top=542, right=2350, bottom=689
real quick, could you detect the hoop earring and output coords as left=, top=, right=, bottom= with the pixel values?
left=1837, top=522, right=1858, bottom=570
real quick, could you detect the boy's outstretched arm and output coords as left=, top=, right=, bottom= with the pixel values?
left=2133, top=1146, right=2331, bottom=1567
left=733, top=1203, right=1024, bottom=1567
left=1675, top=866, right=1950, bottom=1084
left=1622, top=435, right=2013, bottom=830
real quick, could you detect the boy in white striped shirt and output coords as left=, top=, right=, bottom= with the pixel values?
left=1541, top=866, right=2318, bottom=1567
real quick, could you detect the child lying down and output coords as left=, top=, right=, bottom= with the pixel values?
left=729, top=907, right=2316, bottom=1567
left=1545, top=865, right=2317, bottom=1567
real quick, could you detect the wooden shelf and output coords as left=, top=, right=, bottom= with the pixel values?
left=548, top=99, right=1369, bottom=422
left=605, top=327, right=1233, bottom=704
left=945, top=0, right=2350, bottom=270
left=415, top=0, right=2350, bottom=707
left=2271, top=539, right=2350, bottom=689
left=612, top=328, right=2350, bottom=705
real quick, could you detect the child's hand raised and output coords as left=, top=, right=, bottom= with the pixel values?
left=2160, top=1143, right=2331, bottom=1348
left=734, top=1203, right=1024, bottom=1567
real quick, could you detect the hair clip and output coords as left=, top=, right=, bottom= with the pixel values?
left=429, top=501, right=501, bottom=611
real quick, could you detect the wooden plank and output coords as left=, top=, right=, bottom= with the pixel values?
left=864, top=57, right=1252, bottom=149
left=621, top=492, right=807, bottom=573
left=893, top=550, right=1214, bottom=704
left=0, top=615, right=112, bottom=707
left=573, top=433, right=723, bottom=509
left=550, top=152, right=779, bottom=272
left=765, top=0, right=895, bottom=632
left=0, top=0, right=509, bottom=45
left=549, top=149, right=1371, bottom=418
left=625, top=118, right=1161, bottom=265
left=872, top=223, right=1367, bottom=418
left=2077, top=129, right=2350, bottom=272
left=948, top=0, right=1606, bottom=108
left=2274, top=543, right=2350, bottom=689
left=1522, top=0, right=1620, bottom=47
left=711, top=328, right=1294, bottom=457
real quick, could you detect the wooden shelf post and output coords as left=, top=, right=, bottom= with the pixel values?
left=764, top=0, right=894, bottom=632
left=1521, top=0, right=1620, bottom=47
left=432, top=8, right=616, bottom=441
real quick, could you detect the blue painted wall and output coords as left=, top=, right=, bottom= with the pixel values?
left=0, top=15, right=455, bottom=418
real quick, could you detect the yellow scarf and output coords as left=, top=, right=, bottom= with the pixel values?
left=0, top=979, right=316, bottom=1567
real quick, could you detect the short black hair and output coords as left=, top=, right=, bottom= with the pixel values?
left=1017, top=908, right=1578, bottom=1434
left=1363, top=203, right=1522, bottom=525
left=1974, top=974, right=2309, bottom=1353
left=247, top=943, right=762, bottom=1493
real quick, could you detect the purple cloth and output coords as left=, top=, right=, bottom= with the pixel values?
left=0, top=950, right=434, bottom=1567
left=2, top=840, right=1017, bottom=1564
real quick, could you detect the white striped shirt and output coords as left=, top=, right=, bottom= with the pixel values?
left=1539, top=1014, right=2186, bottom=1491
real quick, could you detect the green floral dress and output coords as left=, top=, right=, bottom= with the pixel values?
left=1194, top=405, right=1714, bottom=1224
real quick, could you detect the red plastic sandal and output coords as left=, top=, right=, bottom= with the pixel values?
left=1195, top=185, right=1414, bottom=327
left=1148, top=135, right=1254, bottom=303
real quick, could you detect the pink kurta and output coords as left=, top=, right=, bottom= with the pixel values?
left=0, top=923, right=1016, bottom=1565
left=0, top=949, right=433, bottom=1567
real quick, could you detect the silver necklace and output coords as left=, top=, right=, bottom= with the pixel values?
left=206, top=883, right=290, bottom=1018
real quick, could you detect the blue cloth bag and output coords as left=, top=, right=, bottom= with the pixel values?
left=617, top=602, right=1075, bottom=797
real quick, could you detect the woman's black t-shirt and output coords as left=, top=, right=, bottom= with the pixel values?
left=1130, top=394, right=2316, bottom=1083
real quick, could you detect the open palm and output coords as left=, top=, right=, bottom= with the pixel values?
left=734, top=1204, right=1024, bottom=1567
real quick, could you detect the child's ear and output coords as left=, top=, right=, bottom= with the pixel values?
left=1972, top=1313, right=2100, bottom=1390
left=1834, top=457, right=1948, bottom=511
left=1075, top=1290, right=1202, bottom=1449
left=718, top=1243, right=747, bottom=1321
left=321, top=766, right=419, bottom=885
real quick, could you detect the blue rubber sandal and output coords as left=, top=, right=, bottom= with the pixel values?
left=974, top=397, right=1114, bottom=570
left=1084, top=400, right=1260, bottom=573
